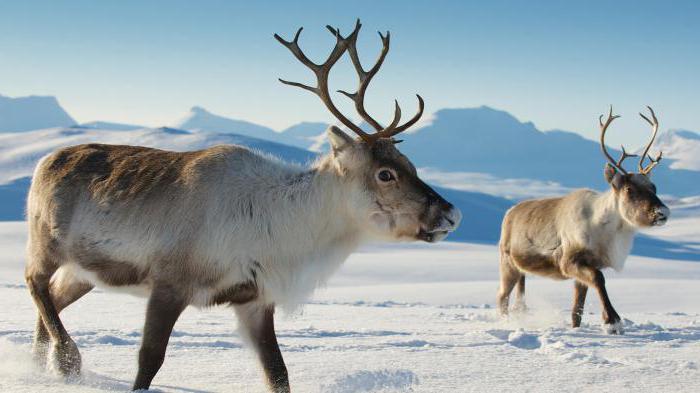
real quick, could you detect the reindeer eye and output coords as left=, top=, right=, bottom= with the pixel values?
left=377, top=169, right=395, bottom=182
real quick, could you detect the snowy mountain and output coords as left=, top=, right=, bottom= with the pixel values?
left=173, top=106, right=330, bottom=150
left=398, top=107, right=620, bottom=187
left=0, top=125, right=316, bottom=187
left=18, top=99, right=691, bottom=197
left=1, top=96, right=698, bottom=245
left=281, top=122, right=329, bottom=139
left=174, top=106, right=281, bottom=141
left=223, top=106, right=698, bottom=197
left=79, top=121, right=143, bottom=131
left=0, top=95, right=76, bottom=132
left=3, top=93, right=698, bottom=195
left=0, top=125, right=514, bottom=244
left=654, top=129, right=700, bottom=171
left=279, top=122, right=329, bottom=150
left=397, top=107, right=700, bottom=197
left=0, top=123, right=695, bottom=257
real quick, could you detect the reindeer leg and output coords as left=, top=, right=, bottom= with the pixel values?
left=235, top=303, right=289, bottom=393
left=132, top=284, right=187, bottom=391
left=571, top=281, right=588, bottom=328
left=562, top=253, right=622, bottom=334
left=591, top=270, right=623, bottom=334
left=33, top=267, right=93, bottom=367
left=513, top=275, right=527, bottom=313
left=498, top=252, right=522, bottom=316
left=26, top=258, right=83, bottom=376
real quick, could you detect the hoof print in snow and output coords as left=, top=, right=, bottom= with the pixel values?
left=321, top=369, right=419, bottom=393
left=507, top=329, right=541, bottom=350
left=604, top=321, right=625, bottom=335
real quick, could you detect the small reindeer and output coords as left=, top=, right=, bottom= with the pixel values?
left=498, top=107, right=669, bottom=334
left=25, top=20, right=461, bottom=392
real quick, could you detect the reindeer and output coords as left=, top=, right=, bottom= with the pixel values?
left=498, top=107, right=669, bottom=334
left=24, top=20, right=461, bottom=392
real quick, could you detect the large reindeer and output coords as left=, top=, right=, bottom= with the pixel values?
left=24, top=20, right=461, bottom=392
left=498, top=107, right=669, bottom=334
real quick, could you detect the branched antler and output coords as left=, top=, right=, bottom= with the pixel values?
left=336, top=20, right=424, bottom=138
left=598, top=105, right=664, bottom=176
left=616, top=145, right=638, bottom=169
left=274, top=23, right=372, bottom=141
left=638, top=106, right=662, bottom=175
left=599, top=106, right=631, bottom=174
left=275, top=20, right=423, bottom=144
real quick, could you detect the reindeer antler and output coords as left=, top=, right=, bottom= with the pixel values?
left=337, top=20, right=424, bottom=139
left=275, top=20, right=423, bottom=145
left=599, top=106, right=633, bottom=174
left=616, top=145, right=638, bottom=170
left=638, top=106, right=663, bottom=175
left=274, top=23, right=372, bottom=142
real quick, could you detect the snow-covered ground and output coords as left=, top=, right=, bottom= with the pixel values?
left=1, top=221, right=699, bottom=392
left=417, top=168, right=572, bottom=201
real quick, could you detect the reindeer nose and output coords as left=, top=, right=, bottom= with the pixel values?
left=443, top=206, right=462, bottom=231
left=654, top=206, right=670, bottom=226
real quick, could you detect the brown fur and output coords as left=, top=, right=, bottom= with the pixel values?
left=209, top=281, right=259, bottom=306
left=236, top=304, right=289, bottom=393
left=498, top=166, right=668, bottom=332
left=43, top=144, right=218, bottom=203
left=25, top=135, right=458, bottom=391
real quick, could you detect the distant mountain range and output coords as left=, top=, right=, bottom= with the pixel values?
left=173, top=106, right=328, bottom=150
left=0, top=94, right=697, bottom=258
left=1, top=94, right=699, bottom=197
left=174, top=106, right=281, bottom=142
left=0, top=95, right=76, bottom=132
left=654, top=129, right=700, bottom=172
left=168, top=105, right=700, bottom=196
left=0, top=125, right=512, bottom=244
left=0, top=125, right=316, bottom=186
left=79, top=121, right=143, bottom=131
left=398, top=107, right=700, bottom=197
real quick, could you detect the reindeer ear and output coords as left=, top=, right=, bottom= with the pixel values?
left=327, top=126, right=356, bottom=154
left=604, top=163, right=617, bottom=183
left=604, top=163, right=624, bottom=189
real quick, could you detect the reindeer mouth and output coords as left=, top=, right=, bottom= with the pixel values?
left=417, top=209, right=461, bottom=242
left=653, top=216, right=668, bottom=226
left=417, top=228, right=449, bottom=243
left=652, top=206, right=670, bottom=226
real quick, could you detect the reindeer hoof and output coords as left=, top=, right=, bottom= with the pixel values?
left=603, top=321, right=624, bottom=335
left=510, top=300, right=528, bottom=314
left=32, top=342, right=50, bottom=367
left=48, top=340, right=82, bottom=377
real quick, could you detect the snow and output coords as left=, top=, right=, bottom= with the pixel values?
left=417, top=168, right=572, bottom=201
left=79, top=122, right=144, bottom=132
left=1, top=221, right=699, bottom=392
left=654, top=129, right=700, bottom=171
left=1, top=94, right=699, bottom=391
left=173, top=106, right=283, bottom=142
left=0, top=126, right=316, bottom=185
left=0, top=126, right=520, bottom=243
left=3, top=94, right=699, bottom=196
left=0, top=95, right=76, bottom=132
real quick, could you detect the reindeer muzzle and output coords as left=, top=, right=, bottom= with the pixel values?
left=652, top=206, right=670, bottom=226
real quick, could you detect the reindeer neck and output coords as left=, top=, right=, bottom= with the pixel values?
left=267, top=154, right=364, bottom=245
left=592, top=189, right=636, bottom=234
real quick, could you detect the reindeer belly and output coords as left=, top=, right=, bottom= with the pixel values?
left=64, top=261, right=152, bottom=298
left=511, top=251, right=567, bottom=280
left=67, top=232, right=259, bottom=307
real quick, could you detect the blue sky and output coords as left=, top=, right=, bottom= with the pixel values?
left=0, top=0, right=697, bottom=147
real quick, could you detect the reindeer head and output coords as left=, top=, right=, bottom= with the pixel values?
left=276, top=20, right=461, bottom=242
left=599, top=106, right=670, bottom=227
